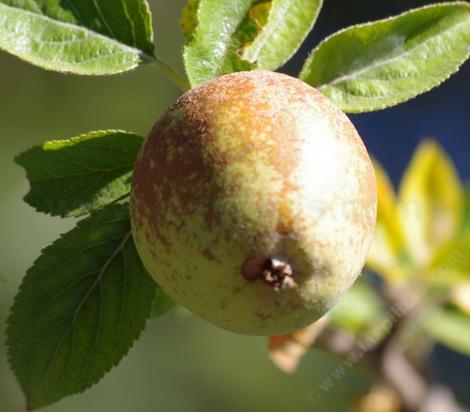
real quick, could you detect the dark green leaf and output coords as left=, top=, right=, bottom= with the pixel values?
left=16, top=130, right=143, bottom=217
left=422, top=306, right=470, bottom=355
left=6, top=203, right=156, bottom=410
left=181, top=0, right=323, bottom=86
left=0, top=0, right=154, bottom=75
left=299, top=2, right=470, bottom=112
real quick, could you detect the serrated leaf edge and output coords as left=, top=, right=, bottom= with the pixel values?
left=243, top=0, right=324, bottom=69
left=0, top=3, right=156, bottom=75
left=5, top=205, right=154, bottom=409
left=299, top=1, right=470, bottom=113
left=15, top=130, right=143, bottom=218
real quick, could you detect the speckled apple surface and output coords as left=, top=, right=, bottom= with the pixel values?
left=131, top=70, right=377, bottom=336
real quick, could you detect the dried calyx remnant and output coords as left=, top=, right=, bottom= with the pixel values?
left=242, top=256, right=298, bottom=291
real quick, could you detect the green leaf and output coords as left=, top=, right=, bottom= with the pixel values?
left=299, top=2, right=470, bottom=113
left=0, top=0, right=154, bottom=75
left=151, top=289, right=177, bottom=319
left=6, top=203, right=156, bottom=410
left=181, top=0, right=323, bottom=86
left=16, top=130, right=143, bottom=217
left=422, top=306, right=470, bottom=355
left=240, top=0, right=323, bottom=71
left=181, top=0, right=253, bottom=86
left=330, top=281, right=388, bottom=336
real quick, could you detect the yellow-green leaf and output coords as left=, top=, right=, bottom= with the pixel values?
left=398, top=140, right=464, bottom=266
left=181, top=0, right=201, bottom=42
left=428, top=235, right=470, bottom=286
left=367, top=161, right=408, bottom=283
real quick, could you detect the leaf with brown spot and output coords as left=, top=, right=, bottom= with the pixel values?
left=239, top=0, right=323, bottom=70
left=181, top=0, right=323, bottom=86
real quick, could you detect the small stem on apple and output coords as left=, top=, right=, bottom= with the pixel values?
left=153, top=56, right=190, bottom=92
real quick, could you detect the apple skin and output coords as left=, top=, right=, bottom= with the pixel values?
left=131, top=70, right=377, bottom=336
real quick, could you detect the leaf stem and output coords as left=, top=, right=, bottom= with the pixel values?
left=153, top=56, right=190, bottom=92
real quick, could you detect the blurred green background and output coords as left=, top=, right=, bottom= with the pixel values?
left=0, top=1, right=372, bottom=411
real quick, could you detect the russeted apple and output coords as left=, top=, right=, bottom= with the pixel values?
left=131, top=70, right=377, bottom=335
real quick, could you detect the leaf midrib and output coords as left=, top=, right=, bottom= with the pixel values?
left=29, top=230, right=132, bottom=401
left=26, top=163, right=134, bottom=183
left=316, top=14, right=470, bottom=91
left=0, top=2, right=155, bottom=61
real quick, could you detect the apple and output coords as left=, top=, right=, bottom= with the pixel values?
left=131, top=70, right=377, bottom=335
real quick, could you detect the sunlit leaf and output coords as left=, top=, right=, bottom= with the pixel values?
left=0, top=0, right=154, bottom=75
left=182, top=0, right=323, bottom=86
left=241, top=0, right=323, bottom=71
left=181, top=0, right=254, bottom=86
left=299, top=2, right=470, bottom=112
left=398, top=140, right=464, bottom=266
left=367, top=161, right=408, bottom=283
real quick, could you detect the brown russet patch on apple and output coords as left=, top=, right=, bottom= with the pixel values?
left=189, top=71, right=302, bottom=179
left=132, top=71, right=314, bottom=245
left=201, top=248, right=220, bottom=263
left=131, top=103, right=221, bottom=241
left=130, top=70, right=377, bottom=335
